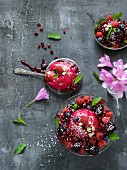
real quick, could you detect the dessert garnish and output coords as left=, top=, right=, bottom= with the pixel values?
left=14, top=144, right=27, bottom=154
left=94, top=12, right=127, bottom=49
left=47, top=32, right=62, bottom=40
left=55, top=95, right=119, bottom=156
left=13, top=113, right=27, bottom=126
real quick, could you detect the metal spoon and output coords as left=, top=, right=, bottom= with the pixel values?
left=14, top=68, right=45, bottom=77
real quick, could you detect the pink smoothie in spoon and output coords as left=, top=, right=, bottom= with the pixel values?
left=45, top=59, right=82, bottom=93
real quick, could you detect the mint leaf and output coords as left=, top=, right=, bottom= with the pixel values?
left=13, top=113, right=27, bottom=126
left=14, top=144, right=27, bottom=154
left=74, top=74, right=83, bottom=85
left=108, top=133, right=120, bottom=140
left=73, top=103, right=78, bottom=110
left=124, top=40, right=127, bottom=44
left=92, top=97, right=102, bottom=106
left=93, top=71, right=102, bottom=84
left=54, top=74, right=59, bottom=79
left=106, top=26, right=112, bottom=41
left=97, top=18, right=106, bottom=25
left=113, top=12, right=122, bottom=20
left=113, top=28, right=117, bottom=32
left=54, top=117, right=59, bottom=126
left=47, top=32, right=61, bottom=40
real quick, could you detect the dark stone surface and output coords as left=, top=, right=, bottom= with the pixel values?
left=0, top=0, right=127, bottom=170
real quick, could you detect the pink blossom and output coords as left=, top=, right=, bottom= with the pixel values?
left=111, top=80, right=127, bottom=98
left=113, top=59, right=124, bottom=70
left=99, top=69, right=114, bottom=88
left=35, top=87, right=49, bottom=100
left=97, top=54, right=113, bottom=68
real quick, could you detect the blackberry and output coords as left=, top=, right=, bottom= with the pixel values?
left=95, top=104, right=104, bottom=115
left=72, top=142, right=82, bottom=152
left=83, top=103, right=87, bottom=108
left=57, top=126, right=65, bottom=135
left=86, top=104, right=95, bottom=111
left=106, top=123, right=116, bottom=133
left=87, top=146, right=99, bottom=155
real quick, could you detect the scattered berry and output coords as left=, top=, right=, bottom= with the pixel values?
left=39, top=27, right=43, bottom=31
left=63, top=29, right=67, bottom=34
left=37, top=23, right=41, bottom=27
left=43, top=46, right=47, bottom=50
left=38, top=44, right=41, bottom=49
left=41, top=42, right=44, bottom=47
left=54, top=56, right=58, bottom=60
left=50, top=50, right=54, bottom=54
left=47, top=44, right=51, bottom=48
left=34, top=32, right=39, bottom=36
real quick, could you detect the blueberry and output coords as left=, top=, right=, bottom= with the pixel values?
left=116, top=29, right=121, bottom=34
left=71, top=101, right=76, bottom=105
left=97, top=37, right=103, bottom=42
left=65, top=112, right=71, bottom=118
left=73, top=116, right=79, bottom=123
left=120, top=24, right=125, bottom=30
left=87, top=146, right=99, bottom=155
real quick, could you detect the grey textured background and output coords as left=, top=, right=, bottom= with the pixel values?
left=0, top=0, right=127, bottom=170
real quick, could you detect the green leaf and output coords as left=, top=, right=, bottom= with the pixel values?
left=54, top=74, right=59, bottom=79
left=106, top=26, right=112, bottom=41
left=74, top=74, right=83, bottom=85
left=124, top=40, right=127, bottom=44
left=108, top=47, right=113, bottom=50
left=94, top=24, right=98, bottom=32
left=97, top=18, right=106, bottom=25
left=13, top=113, right=27, bottom=126
left=92, top=97, right=102, bottom=106
left=73, top=103, right=78, bottom=110
left=113, top=28, right=117, bottom=32
left=93, top=71, right=102, bottom=84
left=108, top=133, right=120, bottom=140
left=113, top=12, right=122, bottom=20
left=54, top=117, right=59, bottom=126
left=14, top=143, right=27, bottom=154
left=47, top=32, right=62, bottom=40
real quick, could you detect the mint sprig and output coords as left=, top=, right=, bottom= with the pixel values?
left=47, top=32, right=61, bottom=40
left=54, top=74, right=59, bottom=79
left=13, top=113, right=27, bottom=126
left=92, top=97, right=102, bottom=106
left=108, top=133, right=120, bottom=140
left=54, top=117, right=59, bottom=126
left=113, top=12, right=122, bottom=20
left=74, top=74, right=83, bottom=85
left=14, top=143, right=27, bottom=154
left=106, top=26, right=112, bottom=41
left=97, top=18, right=106, bottom=25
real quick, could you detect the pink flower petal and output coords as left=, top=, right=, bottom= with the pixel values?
left=35, top=87, right=49, bottom=101
left=97, top=54, right=113, bottom=68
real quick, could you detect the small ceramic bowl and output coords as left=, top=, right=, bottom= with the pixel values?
left=94, top=12, right=127, bottom=50
left=44, top=58, right=82, bottom=95
left=55, top=94, right=116, bottom=156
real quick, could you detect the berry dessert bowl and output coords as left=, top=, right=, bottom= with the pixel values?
left=55, top=94, right=116, bottom=156
left=94, top=12, right=127, bottom=50
left=44, top=58, right=82, bottom=95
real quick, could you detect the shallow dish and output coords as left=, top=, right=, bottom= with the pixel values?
left=94, top=12, right=127, bottom=50
left=55, top=94, right=116, bottom=156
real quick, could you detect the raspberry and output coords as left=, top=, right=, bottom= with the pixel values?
left=62, top=108, right=70, bottom=114
left=113, top=44, right=119, bottom=48
left=95, top=32, right=103, bottom=38
left=66, top=142, right=72, bottom=150
left=98, top=139, right=107, bottom=148
left=102, top=117, right=110, bottom=124
left=83, top=96, right=90, bottom=104
left=55, top=66, right=63, bottom=74
left=105, top=111, right=113, bottom=118
left=112, top=21, right=119, bottom=28
left=104, top=106, right=109, bottom=112
left=80, top=116, right=88, bottom=126
left=96, top=132, right=103, bottom=141
left=89, top=136, right=97, bottom=145
left=82, top=140, right=87, bottom=148
left=75, top=97, right=84, bottom=105
left=79, top=148, right=85, bottom=155
left=45, top=75, right=53, bottom=81
left=107, top=15, right=113, bottom=21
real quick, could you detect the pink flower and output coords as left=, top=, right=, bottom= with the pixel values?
left=24, top=87, right=49, bottom=109
left=35, top=88, right=49, bottom=100
left=99, top=69, right=114, bottom=88
left=111, top=80, right=127, bottom=98
left=97, top=54, right=113, bottom=68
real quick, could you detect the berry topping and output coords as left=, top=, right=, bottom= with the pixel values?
left=112, top=21, right=119, bottom=28
left=66, top=142, right=73, bottom=150
left=55, top=66, right=63, bottom=74
left=96, top=32, right=103, bottom=38
left=120, top=24, right=125, bottom=30
left=79, top=148, right=86, bottom=155
left=107, top=15, right=113, bottom=21
left=106, top=123, right=116, bottom=133
left=105, top=111, right=113, bottom=118
left=80, top=116, right=88, bottom=126
left=96, top=132, right=103, bottom=141
left=102, top=117, right=110, bottom=124
left=116, top=28, right=121, bottom=34
left=83, top=96, right=91, bottom=104
left=95, top=105, right=104, bottom=115
left=57, top=126, right=64, bottom=135
left=73, top=116, right=79, bottom=122
left=65, top=112, right=71, bottom=118
left=98, top=37, right=103, bottom=42
left=73, top=142, right=82, bottom=152
left=98, top=139, right=107, bottom=148
left=75, top=97, right=84, bottom=105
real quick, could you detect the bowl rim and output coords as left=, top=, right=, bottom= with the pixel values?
left=55, top=93, right=116, bottom=156
left=93, top=12, right=127, bottom=51
left=45, top=58, right=82, bottom=95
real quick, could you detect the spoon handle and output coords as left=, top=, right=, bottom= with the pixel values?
left=14, top=68, right=45, bottom=77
